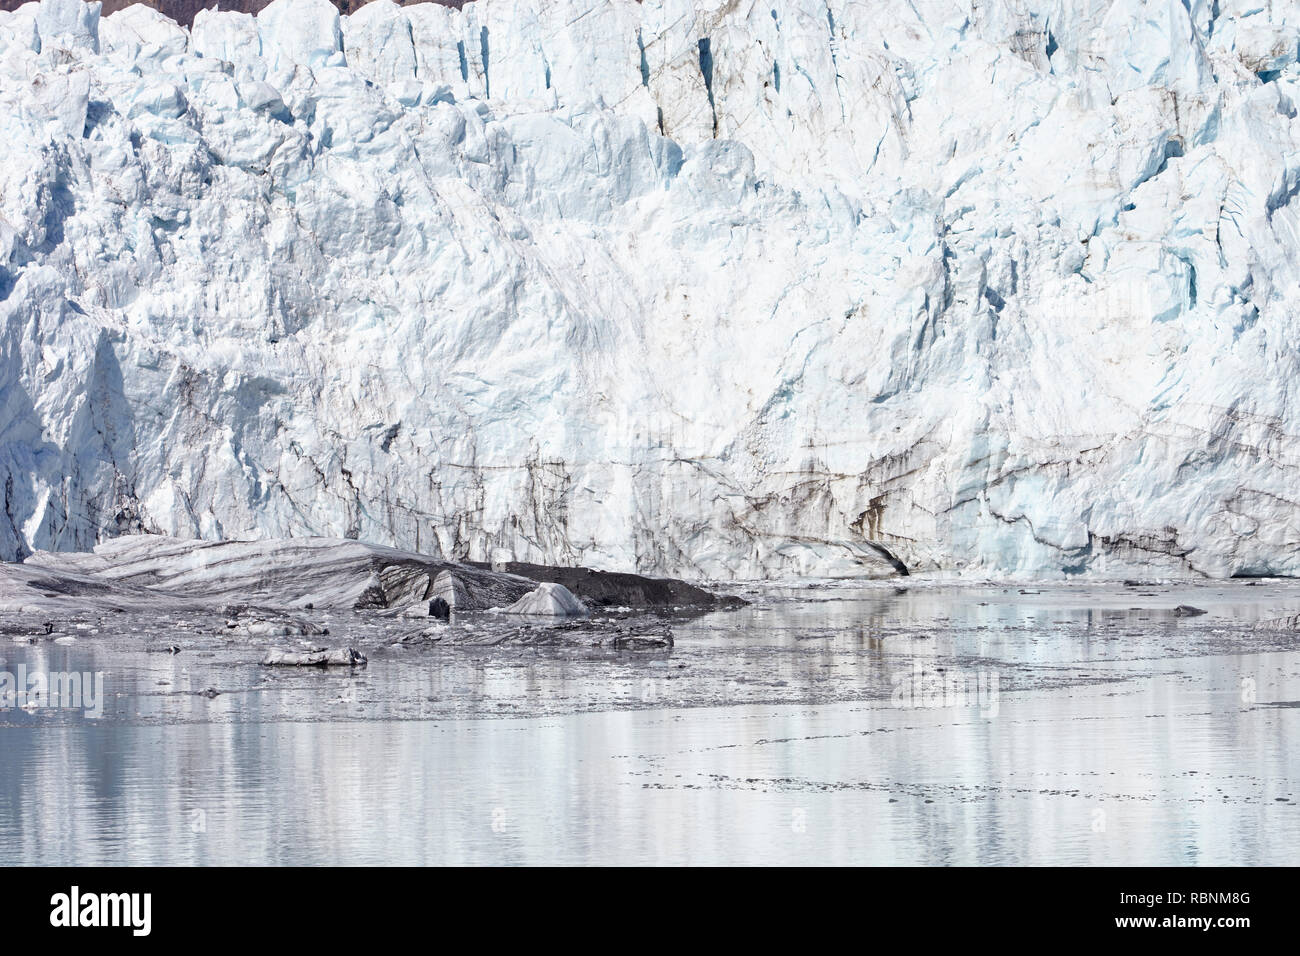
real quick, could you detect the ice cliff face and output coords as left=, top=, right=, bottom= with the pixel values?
left=2, top=0, right=1300, bottom=579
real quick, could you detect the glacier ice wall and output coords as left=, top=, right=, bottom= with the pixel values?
left=2, top=0, right=1300, bottom=579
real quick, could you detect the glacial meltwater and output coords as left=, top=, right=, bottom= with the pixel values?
left=2, top=581, right=1299, bottom=865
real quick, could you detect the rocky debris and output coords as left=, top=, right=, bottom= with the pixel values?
left=408, top=614, right=674, bottom=650
left=1172, top=605, right=1209, bottom=617
left=0, top=619, right=54, bottom=641
left=475, top=562, right=746, bottom=609
left=261, top=647, right=368, bottom=667
left=501, top=582, right=588, bottom=618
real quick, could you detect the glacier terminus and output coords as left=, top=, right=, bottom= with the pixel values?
left=3, top=0, right=1300, bottom=580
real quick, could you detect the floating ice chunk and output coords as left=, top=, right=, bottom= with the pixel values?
left=261, top=646, right=367, bottom=667
left=501, top=582, right=588, bottom=618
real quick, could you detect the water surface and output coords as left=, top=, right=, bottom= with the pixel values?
left=2, top=581, right=1298, bottom=864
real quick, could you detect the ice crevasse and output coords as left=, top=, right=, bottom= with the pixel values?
left=2, top=0, right=1300, bottom=579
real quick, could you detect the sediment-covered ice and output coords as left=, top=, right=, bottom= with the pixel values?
left=3, top=0, right=1300, bottom=578
left=2, top=533, right=728, bottom=615
left=12, top=534, right=536, bottom=608
left=429, top=569, right=484, bottom=611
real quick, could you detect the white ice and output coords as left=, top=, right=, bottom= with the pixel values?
left=2, top=0, right=1300, bottom=579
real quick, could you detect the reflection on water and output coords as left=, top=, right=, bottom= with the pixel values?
left=1, top=582, right=1299, bottom=864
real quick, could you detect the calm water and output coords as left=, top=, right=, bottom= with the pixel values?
left=2, top=582, right=1299, bottom=864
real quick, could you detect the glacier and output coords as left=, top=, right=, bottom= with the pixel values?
left=1, top=0, right=1300, bottom=579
